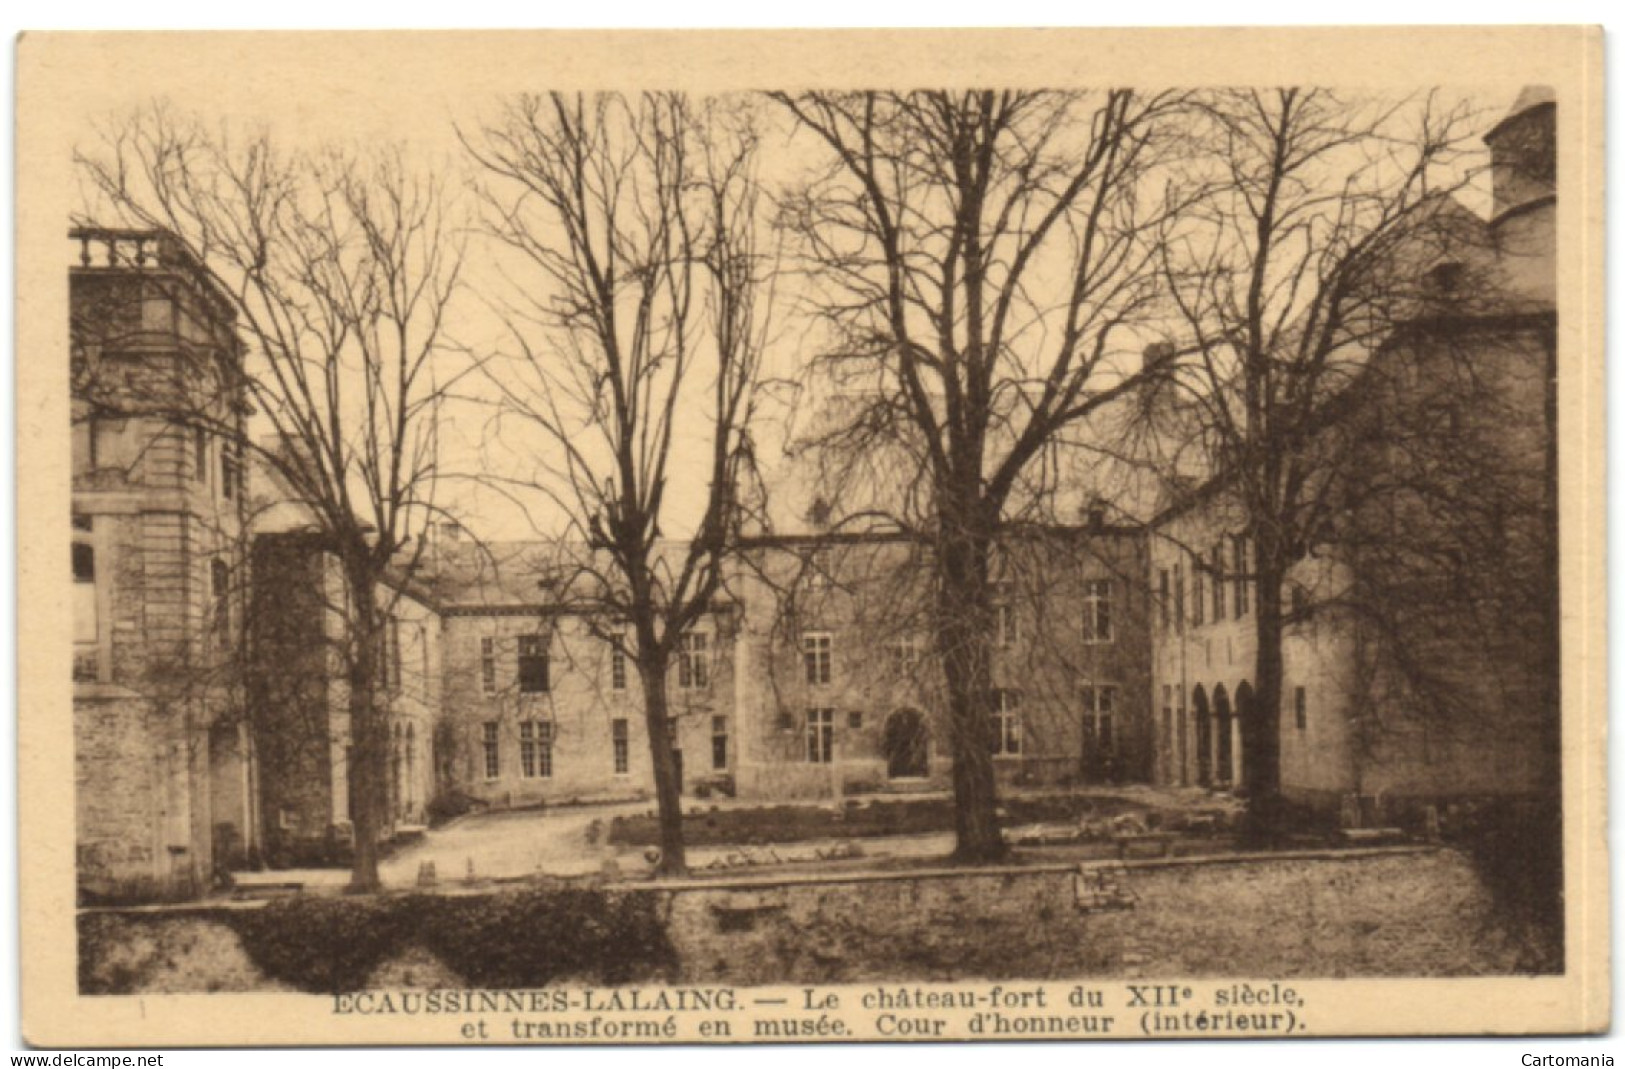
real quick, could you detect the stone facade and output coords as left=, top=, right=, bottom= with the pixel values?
left=247, top=529, right=442, bottom=865
left=71, top=229, right=257, bottom=900
left=730, top=529, right=1153, bottom=799
left=1146, top=91, right=1559, bottom=818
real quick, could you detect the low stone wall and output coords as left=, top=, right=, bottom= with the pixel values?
left=78, top=847, right=1543, bottom=994
left=662, top=847, right=1536, bottom=983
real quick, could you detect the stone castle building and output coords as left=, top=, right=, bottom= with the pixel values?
left=70, top=228, right=258, bottom=899
left=69, top=90, right=1559, bottom=897
left=1145, top=88, right=1558, bottom=816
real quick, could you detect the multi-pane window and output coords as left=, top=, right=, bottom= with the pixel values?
left=1211, top=545, right=1226, bottom=621
left=1192, top=558, right=1206, bottom=626
left=1158, top=569, right=1171, bottom=630
left=1083, top=684, right=1118, bottom=761
left=1082, top=580, right=1113, bottom=643
left=520, top=720, right=554, bottom=778
left=993, top=583, right=1017, bottom=647
left=481, top=722, right=500, bottom=779
left=1233, top=536, right=1250, bottom=616
left=803, top=632, right=833, bottom=686
left=711, top=715, right=728, bottom=771
left=610, top=643, right=627, bottom=691
left=518, top=634, right=550, bottom=693
left=1294, top=686, right=1308, bottom=730
left=806, top=708, right=835, bottom=763
left=480, top=637, right=497, bottom=695
left=991, top=689, right=1022, bottom=756
left=889, top=635, right=922, bottom=675
left=612, top=718, right=630, bottom=774
left=678, top=632, right=709, bottom=689
left=1173, top=562, right=1185, bottom=631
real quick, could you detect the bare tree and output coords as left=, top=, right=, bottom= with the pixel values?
left=463, top=93, right=771, bottom=875
left=1147, top=88, right=1497, bottom=840
left=77, top=106, right=467, bottom=891
left=771, top=90, right=1184, bottom=861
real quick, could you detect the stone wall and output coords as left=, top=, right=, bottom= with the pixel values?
left=77, top=847, right=1549, bottom=992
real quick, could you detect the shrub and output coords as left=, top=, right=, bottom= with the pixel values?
left=427, top=789, right=487, bottom=828
left=211, top=888, right=677, bottom=992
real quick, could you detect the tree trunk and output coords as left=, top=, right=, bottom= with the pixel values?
left=344, top=568, right=385, bottom=893
left=638, top=642, right=688, bottom=876
left=1242, top=548, right=1286, bottom=846
left=935, top=518, right=1006, bottom=864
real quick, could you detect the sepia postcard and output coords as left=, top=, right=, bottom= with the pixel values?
left=15, top=26, right=1607, bottom=1048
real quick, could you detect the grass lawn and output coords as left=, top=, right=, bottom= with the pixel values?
left=606, top=792, right=1156, bottom=848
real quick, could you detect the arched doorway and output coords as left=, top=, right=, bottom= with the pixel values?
left=1214, top=685, right=1234, bottom=787
left=1192, top=686, right=1211, bottom=787
left=883, top=709, right=929, bottom=779
left=1234, top=682, right=1255, bottom=792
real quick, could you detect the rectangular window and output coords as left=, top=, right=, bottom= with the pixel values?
left=211, top=558, right=231, bottom=645
left=806, top=548, right=832, bottom=590
left=1211, top=545, right=1226, bottom=621
left=611, top=644, right=627, bottom=691
left=480, top=637, right=497, bottom=695
left=1192, top=557, right=1205, bottom=626
left=711, top=715, right=728, bottom=771
left=1173, top=562, right=1185, bottom=632
left=1233, top=536, right=1250, bottom=616
left=72, top=529, right=99, bottom=668
left=481, top=722, right=500, bottom=780
left=518, top=634, right=550, bottom=693
left=612, top=718, right=630, bottom=775
left=803, top=632, right=833, bottom=687
left=848, top=710, right=863, bottom=730
left=889, top=635, right=922, bottom=674
left=387, top=618, right=402, bottom=691
left=1295, top=686, right=1308, bottom=730
left=992, top=689, right=1022, bottom=756
left=994, top=583, right=1017, bottom=647
left=221, top=441, right=239, bottom=500
left=520, top=720, right=554, bottom=779
left=806, top=708, right=835, bottom=763
left=1082, top=580, right=1114, bottom=644
left=1083, top=684, right=1118, bottom=760
left=194, top=426, right=208, bottom=485
left=678, top=631, right=709, bottom=689
left=1158, top=568, right=1171, bottom=629
left=1161, top=684, right=1173, bottom=773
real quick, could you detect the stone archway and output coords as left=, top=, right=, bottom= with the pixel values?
left=1214, top=685, right=1234, bottom=787
left=882, top=708, right=929, bottom=779
left=1234, top=682, right=1255, bottom=792
left=1192, top=686, right=1212, bottom=787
